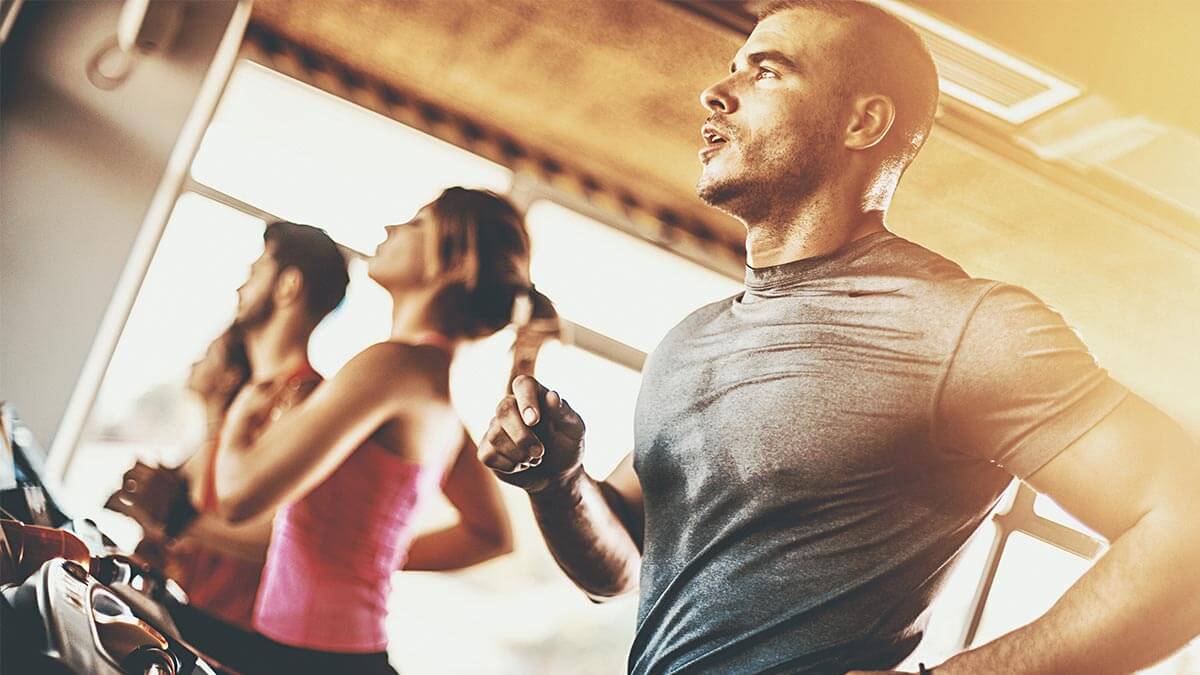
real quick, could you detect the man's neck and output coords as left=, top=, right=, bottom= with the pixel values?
left=743, top=191, right=888, bottom=268
left=243, top=316, right=312, bottom=384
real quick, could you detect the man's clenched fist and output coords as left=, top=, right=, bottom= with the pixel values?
left=479, top=375, right=586, bottom=493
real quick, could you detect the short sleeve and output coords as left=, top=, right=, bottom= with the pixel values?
left=934, top=283, right=1128, bottom=478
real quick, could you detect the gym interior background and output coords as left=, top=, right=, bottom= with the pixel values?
left=2, top=1, right=1197, bottom=673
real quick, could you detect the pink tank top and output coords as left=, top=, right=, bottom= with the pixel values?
left=252, top=440, right=443, bottom=652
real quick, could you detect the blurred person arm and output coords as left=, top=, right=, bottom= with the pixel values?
left=111, top=461, right=274, bottom=562
left=170, top=513, right=273, bottom=562
left=108, top=438, right=274, bottom=565
left=213, top=343, right=447, bottom=524
left=479, top=375, right=643, bottom=600
left=137, top=510, right=273, bottom=564
left=851, top=285, right=1200, bottom=674
left=402, top=433, right=514, bottom=571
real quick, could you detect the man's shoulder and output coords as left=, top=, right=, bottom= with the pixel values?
left=872, top=235, right=1037, bottom=310
left=643, top=292, right=741, bottom=365
left=869, top=233, right=972, bottom=282
left=672, top=291, right=741, bottom=333
left=959, top=281, right=1078, bottom=344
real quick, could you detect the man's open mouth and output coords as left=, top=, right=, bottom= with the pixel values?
left=699, top=124, right=730, bottom=163
left=701, top=124, right=729, bottom=147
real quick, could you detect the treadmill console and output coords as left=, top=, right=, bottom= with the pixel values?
left=1, top=558, right=217, bottom=675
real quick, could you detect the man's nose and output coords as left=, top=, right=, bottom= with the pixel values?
left=700, top=76, right=738, bottom=114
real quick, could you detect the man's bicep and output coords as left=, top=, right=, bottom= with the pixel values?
left=602, top=452, right=644, bottom=550
left=1026, top=394, right=1200, bottom=543
left=936, top=283, right=1127, bottom=476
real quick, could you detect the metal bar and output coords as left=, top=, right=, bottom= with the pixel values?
left=998, top=483, right=1105, bottom=560
left=1010, top=514, right=1104, bottom=560
left=185, top=177, right=282, bottom=223
left=960, top=482, right=1105, bottom=649
left=960, top=516, right=1012, bottom=649
left=562, top=320, right=646, bottom=372
left=0, top=0, right=25, bottom=44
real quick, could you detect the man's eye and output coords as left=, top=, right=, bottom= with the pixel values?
left=755, top=69, right=779, bottom=81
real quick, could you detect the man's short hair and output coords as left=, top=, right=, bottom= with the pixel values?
left=754, top=0, right=940, bottom=166
left=263, top=221, right=350, bottom=321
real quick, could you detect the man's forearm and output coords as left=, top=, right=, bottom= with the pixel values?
left=528, top=469, right=641, bottom=599
left=940, top=508, right=1200, bottom=674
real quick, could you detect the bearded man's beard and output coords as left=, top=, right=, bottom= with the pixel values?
left=233, top=293, right=275, bottom=333
left=696, top=119, right=844, bottom=219
left=696, top=142, right=832, bottom=223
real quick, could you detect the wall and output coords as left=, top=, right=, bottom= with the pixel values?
left=0, top=0, right=249, bottom=471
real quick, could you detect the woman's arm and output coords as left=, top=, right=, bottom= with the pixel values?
left=174, top=511, right=274, bottom=562
left=215, top=343, right=441, bottom=523
left=402, top=433, right=514, bottom=571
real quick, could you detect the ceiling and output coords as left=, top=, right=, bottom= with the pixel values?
left=244, top=0, right=1200, bottom=431
left=908, top=0, right=1200, bottom=137
left=249, top=0, right=747, bottom=248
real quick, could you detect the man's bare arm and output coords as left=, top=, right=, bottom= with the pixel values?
left=856, top=395, right=1200, bottom=675
left=527, top=456, right=642, bottom=599
left=479, top=375, right=642, bottom=599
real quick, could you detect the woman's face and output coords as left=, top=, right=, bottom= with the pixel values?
left=367, top=205, right=437, bottom=290
left=186, top=336, right=242, bottom=402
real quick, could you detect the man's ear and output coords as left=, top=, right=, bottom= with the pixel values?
left=844, top=94, right=896, bottom=151
left=274, top=267, right=305, bottom=309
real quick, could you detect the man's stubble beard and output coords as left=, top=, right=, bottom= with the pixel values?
left=700, top=123, right=840, bottom=223
left=696, top=143, right=829, bottom=226
left=232, top=293, right=275, bottom=333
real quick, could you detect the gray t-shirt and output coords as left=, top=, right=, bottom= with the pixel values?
left=629, top=231, right=1127, bottom=674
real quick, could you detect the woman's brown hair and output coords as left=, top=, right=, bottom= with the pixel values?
left=426, top=187, right=559, bottom=383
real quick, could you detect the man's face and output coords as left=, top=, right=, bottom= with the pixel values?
left=233, top=246, right=280, bottom=330
left=696, top=9, right=850, bottom=214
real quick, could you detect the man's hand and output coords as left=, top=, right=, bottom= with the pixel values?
left=479, top=375, right=586, bottom=493
left=105, top=462, right=188, bottom=528
left=131, top=535, right=170, bottom=570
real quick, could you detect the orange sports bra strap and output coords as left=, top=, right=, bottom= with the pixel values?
left=201, top=436, right=220, bottom=513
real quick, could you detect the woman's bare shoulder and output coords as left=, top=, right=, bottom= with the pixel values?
left=334, top=342, right=451, bottom=398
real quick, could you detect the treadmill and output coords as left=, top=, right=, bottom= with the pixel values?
left=1, top=402, right=227, bottom=675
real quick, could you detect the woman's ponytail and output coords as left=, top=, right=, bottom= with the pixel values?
left=508, top=285, right=559, bottom=387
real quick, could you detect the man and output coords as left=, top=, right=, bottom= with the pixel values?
left=478, top=1, right=1200, bottom=673
left=110, top=220, right=349, bottom=668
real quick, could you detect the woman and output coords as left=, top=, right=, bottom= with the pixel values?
left=209, top=188, right=556, bottom=674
